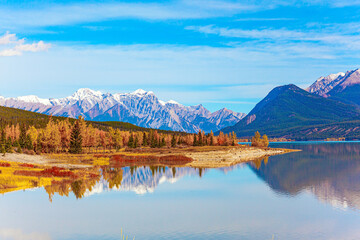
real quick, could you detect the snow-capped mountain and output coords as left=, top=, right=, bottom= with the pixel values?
left=306, top=68, right=360, bottom=106
left=0, top=88, right=246, bottom=133
left=307, top=72, right=346, bottom=97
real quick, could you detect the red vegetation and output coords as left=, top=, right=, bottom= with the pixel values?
left=89, top=173, right=100, bottom=178
left=14, top=167, right=76, bottom=178
left=19, top=163, right=36, bottom=168
left=0, top=162, right=11, bottom=167
left=109, top=154, right=192, bottom=167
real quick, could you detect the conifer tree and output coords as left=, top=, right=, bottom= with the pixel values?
left=193, top=134, right=197, bottom=146
left=19, top=124, right=27, bottom=148
left=210, top=130, right=214, bottom=146
left=15, top=141, right=22, bottom=153
left=161, top=137, right=166, bottom=147
left=128, top=134, right=134, bottom=148
left=1, top=129, right=5, bottom=156
left=69, top=119, right=83, bottom=154
left=5, top=137, right=13, bottom=153
left=171, top=134, right=177, bottom=147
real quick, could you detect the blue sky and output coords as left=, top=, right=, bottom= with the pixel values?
left=0, top=0, right=360, bottom=113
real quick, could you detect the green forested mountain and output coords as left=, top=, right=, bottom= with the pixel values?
left=220, top=84, right=360, bottom=140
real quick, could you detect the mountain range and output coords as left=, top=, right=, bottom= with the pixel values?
left=221, top=68, right=360, bottom=140
left=2, top=68, right=360, bottom=139
left=0, top=88, right=245, bottom=133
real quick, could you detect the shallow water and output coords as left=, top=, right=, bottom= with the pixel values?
left=1, top=142, right=360, bottom=240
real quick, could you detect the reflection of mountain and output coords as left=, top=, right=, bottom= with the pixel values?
left=249, top=143, right=360, bottom=210
left=86, top=166, right=206, bottom=196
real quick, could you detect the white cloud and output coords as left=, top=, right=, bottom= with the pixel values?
left=0, top=32, right=50, bottom=57
left=0, top=32, right=22, bottom=45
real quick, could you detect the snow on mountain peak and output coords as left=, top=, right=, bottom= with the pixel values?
left=16, top=95, right=51, bottom=105
left=166, top=100, right=180, bottom=105
left=131, top=89, right=153, bottom=96
left=72, top=88, right=103, bottom=100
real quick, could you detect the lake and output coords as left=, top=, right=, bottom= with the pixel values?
left=1, top=142, right=360, bottom=240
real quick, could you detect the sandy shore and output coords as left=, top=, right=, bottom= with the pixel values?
left=0, top=146, right=299, bottom=169
left=0, top=153, right=91, bottom=169
left=181, top=147, right=298, bottom=168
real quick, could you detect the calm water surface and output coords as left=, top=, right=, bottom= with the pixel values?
left=1, top=142, right=360, bottom=240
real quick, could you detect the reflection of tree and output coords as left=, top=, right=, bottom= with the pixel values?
left=102, top=167, right=123, bottom=189
left=45, top=180, right=71, bottom=202
left=45, top=173, right=101, bottom=201
left=71, top=180, right=86, bottom=199
left=172, top=167, right=176, bottom=178
left=251, top=157, right=269, bottom=170
left=198, top=168, right=203, bottom=178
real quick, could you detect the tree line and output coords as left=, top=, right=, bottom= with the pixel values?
left=1, top=116, right=239, bottom=155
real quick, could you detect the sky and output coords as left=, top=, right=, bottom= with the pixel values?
left=0, top=0, right=360, bottom=113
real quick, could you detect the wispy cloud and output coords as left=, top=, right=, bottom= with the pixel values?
left=0, top=1, right=263, bottom=30
left=0, top=32, right=51, bottom=56
left=0, top=0, right=359, bottom=31
left=235, top=18, right=297, bottom=21
left=186, top=23, right=360, bottom=57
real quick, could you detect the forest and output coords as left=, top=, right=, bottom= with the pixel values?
left=0, top=116, right=239, bottom=155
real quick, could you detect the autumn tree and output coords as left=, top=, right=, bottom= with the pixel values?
left=251, top=131, right=269, bottom=147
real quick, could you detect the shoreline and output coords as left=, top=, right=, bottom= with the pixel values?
left=0, top=146, right=299, bottom=169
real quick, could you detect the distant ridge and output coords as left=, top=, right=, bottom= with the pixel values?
left=0, top=88, right=245, bottom=133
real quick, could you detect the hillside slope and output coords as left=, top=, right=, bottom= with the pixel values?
left=0, top=105, right=178, bottom=133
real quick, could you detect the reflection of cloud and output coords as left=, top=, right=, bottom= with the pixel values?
left=0, top=229, right=51, bottom=240
left=0, top=32, right=51, bottom=57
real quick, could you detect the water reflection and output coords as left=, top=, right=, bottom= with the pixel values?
left=249, top=142, right=360, bottom=210
left=0, top=160, right=226, bottom=201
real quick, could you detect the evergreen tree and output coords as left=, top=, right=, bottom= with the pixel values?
left=210, top=130, right=214, bottom=146
left=15, top=141, right=22, bottom=153
left=69, top=120, right=83, bottom=154
left=19, top=124, right=27, bottom=148
left=1, top=129, right=5, bottom=156
left=142, top=132, right=147, bottom=146
left=193, top=134, right=198, bottom=146
left=5, top=137, right=13, bottom=153
left=198, top=131, right=203, bottom=146
left=25, top=134, right=33, bottom=150
left=134, top=135, right=138, bottom=148
left=171, top=134, right=177, bottom=147
left=36, top=134, right=42, bottom=153
left=128, top=134, right=134, bottom=148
